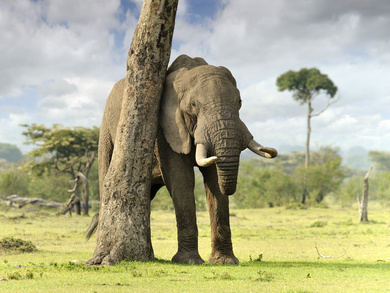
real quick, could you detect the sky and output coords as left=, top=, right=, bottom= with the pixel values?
left=1, top=0, right=389, bottom=156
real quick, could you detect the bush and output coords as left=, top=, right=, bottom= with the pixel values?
left=233, top=161, right=300, bottom=208
left=0, top=169, right=30, bottom=197
left=370, top=171, right=390, bottom=202
left=337, top=175, right=362, bottom=207
left=27, top=172, right=71, bottom=202
left=0, top=236, right=37, bottom=253
left=152, top=187, right=174, bottom=211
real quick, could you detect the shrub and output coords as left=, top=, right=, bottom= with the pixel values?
left=0, top=236, right=37, bottom=254
left=0, top=169, right=30, bottom=197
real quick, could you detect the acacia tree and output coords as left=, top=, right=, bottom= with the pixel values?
left=86, top=0, right=178, bottom=265
left=276, top=68, right=338, bottom=168
left=22, top=124, right=98, bottom=215
left=293, top=146, right=345, bottom=204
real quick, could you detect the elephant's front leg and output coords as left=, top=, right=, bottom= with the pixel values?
left=200, top=165, right=239, bottom=265
left=157, top=141, right=204, bottom=264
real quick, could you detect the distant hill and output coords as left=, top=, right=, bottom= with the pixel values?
left=340, top=146, right=371, bottom=170
left=0, top=143, right=23, bottom=163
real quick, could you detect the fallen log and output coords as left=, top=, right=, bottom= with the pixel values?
left=0, top=194, right=62, bottom=209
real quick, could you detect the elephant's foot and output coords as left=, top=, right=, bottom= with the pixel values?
left=172, top=251, right=205, bottom=264
left=209, top=251, right=239, bottom=265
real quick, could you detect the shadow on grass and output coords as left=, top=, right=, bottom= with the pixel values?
left=242, top=260, right=390, bottom=270
left=126, top=258, right=390, bottom=272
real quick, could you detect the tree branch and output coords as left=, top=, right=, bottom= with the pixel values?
left=365, top=165, right=373, bottom=180
left=315, top=242, right=332, bottom=258
left=54, top=156, right=83, bottom=176
left=311, top=94, right=340, bottom=118
left=315, top=242, right=346, bottom=258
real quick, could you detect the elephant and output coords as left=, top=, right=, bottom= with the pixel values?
left=91, top=54, right=277, bottom=265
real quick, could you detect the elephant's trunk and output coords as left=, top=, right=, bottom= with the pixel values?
left=215, top=150, right=240, bottom=196
left=196, top=141, right=240, bottom=195
left=198, top=119, right=242, bottom=196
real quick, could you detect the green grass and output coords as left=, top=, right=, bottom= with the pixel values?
left=1, top=204, right=390, bottom=292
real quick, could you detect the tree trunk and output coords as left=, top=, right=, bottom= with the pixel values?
left=78, top=172, right=89, bottom=216
left=358, top=166, right=373, bottom=223
left=305, top=100, right=313, bottom=168
left=74, top=196, right=81, bottom=215
left=86, top=0, right=178, bottom=266
left=81, top=152, right=95, bottom=216
left=302, top=100, right=313, bottom=204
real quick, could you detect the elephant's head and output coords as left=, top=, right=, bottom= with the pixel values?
left=160, top=55, right=277, bottom=195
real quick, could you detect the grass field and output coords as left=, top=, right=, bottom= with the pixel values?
left=0, top=204, right=389, bottom=292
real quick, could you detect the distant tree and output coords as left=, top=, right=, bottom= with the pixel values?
left=0, top=143, right=23, bottom=163
left=368, top=150, right=390, bottom=171
left=338, top=175, right=363, bottom=207
left=21, top=124, right=99, bottom=215
left=293, top=146, right=346, bottom=204
left=276, top=68, right=338, bottom=168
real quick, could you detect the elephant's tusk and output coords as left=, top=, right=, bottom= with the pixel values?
left=196, top=144, right=218, bottom=167
left=248, top=140, right=278, bottom=159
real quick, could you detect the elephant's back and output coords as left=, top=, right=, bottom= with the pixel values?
left=107, top=78, right=126, bottom=110
left=101, top=78, right=126, bottom=143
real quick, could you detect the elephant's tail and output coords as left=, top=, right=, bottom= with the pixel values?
left=85, top=212, right=99, bottom=241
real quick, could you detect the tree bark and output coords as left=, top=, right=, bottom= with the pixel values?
left=358, top=166, right=373, bottom=223
left=86, top=0, right=178, bottom=265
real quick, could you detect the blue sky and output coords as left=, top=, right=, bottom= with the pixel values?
left=1, top=0, right=390, bottom=155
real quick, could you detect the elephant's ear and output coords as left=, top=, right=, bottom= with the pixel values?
left=160, top=69, right=192, bottom=154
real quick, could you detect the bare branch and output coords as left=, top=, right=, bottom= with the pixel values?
left=77, top=172, right=87, bottom=183
left=315, top=242, right=346, bottom=259
left=59, top=175, right=82, bottom=215
left=311, top=94, right=340, bottom=118
left=315, top=242, right=332, bottom=258
left=54, top=156, right=83, bottom=176
left=67, top=176, right=79, bottom=193
left=365, top=165, right=373, bottom=180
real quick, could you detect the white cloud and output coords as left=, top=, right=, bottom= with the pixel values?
left=1, top=0, right=390, bottom=155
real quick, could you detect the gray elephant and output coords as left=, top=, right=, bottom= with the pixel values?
left=93, top=54, right=277, bottom=265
